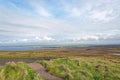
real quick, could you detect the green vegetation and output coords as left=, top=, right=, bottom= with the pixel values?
left=0, top=62, right=43, bottom=80
left=39, top=57, right=120, bottom=80
left=0, top=46, right=120, bottom=58
left=0, top=47, right=120, bottom=80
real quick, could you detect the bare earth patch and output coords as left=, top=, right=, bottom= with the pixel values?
left=29, top=63, right=63, bottom=80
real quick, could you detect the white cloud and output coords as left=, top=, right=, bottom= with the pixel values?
left=12, top=39, right=28, bottom=43
left=34, top=6, right=52, bottom=17
left=21, top=39, right=28, bottom=42
left=60, top=1, right=82, bottom=17
left=28, top=1, right=52, bottom=17
left=85, top=3, right=93, bottom=11
left=0, top=7, right=77, bottom=38
left=86, top=0, right=119, bottom=23
left=0, top=29, right=120, bottom=44
left=89, top=9, right=117, bottom=22
left=0, top=0, right=120, bottom=45
left=42, top=36, right=55, bottom=41
left=68, top=7, right=81, bottom=17
left=73, top=35, right=99, bottom=41
left=35, top=36, right=42, bottom=41
left=71, top=29, right=120, bottom=42
left=35, top=36, right=55, bottom=42
left=4, top=36, right=55, bottom=44
left=104, top=0, right=118, bottom=3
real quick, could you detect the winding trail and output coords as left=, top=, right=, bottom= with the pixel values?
left=29, top=63, right=63, bottom=80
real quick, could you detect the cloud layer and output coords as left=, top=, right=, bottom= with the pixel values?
left=0, top=0, right=120, bottom=44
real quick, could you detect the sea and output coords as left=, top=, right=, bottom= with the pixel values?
left=0, top=44, right=120, bottom=51
left=0, top=44, right=92, bottom=51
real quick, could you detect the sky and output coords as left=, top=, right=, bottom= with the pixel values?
left=0, top=0, right=120, bottom=45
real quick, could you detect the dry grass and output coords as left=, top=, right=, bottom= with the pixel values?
left=0, top=46, right=120, bottom=58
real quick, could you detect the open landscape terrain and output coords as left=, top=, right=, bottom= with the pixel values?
left=0, top=46, right=120, bottom=80
left=1, top=0, right=120, bottom=80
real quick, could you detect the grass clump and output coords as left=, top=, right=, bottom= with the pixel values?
left=0, top=62, right=43, bottom=80
left=38, top=57, right=120, bottom=80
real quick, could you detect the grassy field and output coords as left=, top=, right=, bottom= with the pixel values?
left=39, top=57, right=120, bottom=80
left=0, top=46, right=120, bottom=80
left=0, top=62, right=43, bottom=80
left=0, top=46, right=120, bottom=58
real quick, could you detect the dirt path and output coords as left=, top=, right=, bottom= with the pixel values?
left=0, top=58, right=53, bottom=66
left=29, top=63, right=63, bottom=80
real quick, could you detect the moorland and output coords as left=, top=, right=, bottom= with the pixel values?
left=0, top=45, right=120, bottom=80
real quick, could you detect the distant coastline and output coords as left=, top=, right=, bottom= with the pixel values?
left=0, top=44, right=120, bottom=51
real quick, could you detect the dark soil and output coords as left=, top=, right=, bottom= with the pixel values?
left=0, top=58, right=52, bottom=66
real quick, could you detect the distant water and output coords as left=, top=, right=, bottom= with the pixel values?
left=0, top=44, right=90, bottom=51
left=0, top=45, right=59, bottom=51
left=0, top=44, right=120, bottom=51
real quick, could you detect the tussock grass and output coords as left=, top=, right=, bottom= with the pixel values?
left=39, top=57, right=120, bottom=80
left=0, top=62, right=43, bottom=80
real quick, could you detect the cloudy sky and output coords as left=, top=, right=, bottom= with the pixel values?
left=0, top=0, right=120, bottom=44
